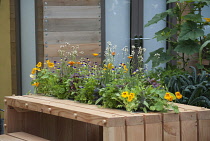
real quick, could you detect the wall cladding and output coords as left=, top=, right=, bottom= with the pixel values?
left=43, top=0, right=101, bottom=63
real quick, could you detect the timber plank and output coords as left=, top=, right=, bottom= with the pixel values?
left=103, top=126, right=126, bottom=141
left=163, top=113, right=180, bottom=141
left=44, top=43, right=101, bottom=57
left=0, top=134, right=23, bottom=141
left=44, top=31, right=101, bottom=44
left=5, top=96, right=125, bottom=127
left=43, top=0, right=100, bottom=6
left=144, top=113, right=162, bottom=141
left=44, top=18, right=100, bottom=32
left=23, top=95, right=144, bottom=126
left=8, top=132, right=49, bottom=141
left=44, top=6, right=101, bottom=19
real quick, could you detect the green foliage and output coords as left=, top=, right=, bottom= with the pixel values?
left=166, top=66, right=210, bottom=107
left=145, top=0, right=210, bottom=69
left=30, top=43, right=179, bottom=113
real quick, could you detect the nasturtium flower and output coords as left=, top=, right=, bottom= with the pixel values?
left=164, top=92, right=171, bottom=100
left=128, top=56, right=133, bottom=59
left=127, top=95, right=133, bottom=102
left=31, top=68, right=40, bottom=74
left=129, top=93, right=135, bottom=98
left=107, top=63, right=114, bottom=69
left=175, top=92, right=182, bottom=99
left=68, top=61, right=75, bottom=66
left=121, top=91, right=129, bottom=98
left=92, top=53, right=99, bottom=57
left=48, top=62, right=55, bottom=68
left=32, top=82, right=39, bottom=87
left=204, top=18, right=210, bottom=22
left=111, top=52, right=116, bottom=56
left=36, top=62, right=42, bottom=68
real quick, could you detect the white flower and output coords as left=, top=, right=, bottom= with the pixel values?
left=30, top=74, right=35, bottom=79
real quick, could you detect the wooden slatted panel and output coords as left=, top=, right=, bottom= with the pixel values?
left=44, top=0, right=100, bottom=6
left=44, top=31, right=101, bottom=44
left=44, top=6, right=101, bottom=19
left=43, top=0, right=101, bottom=63
left=44, top=18, right=101, bottom=32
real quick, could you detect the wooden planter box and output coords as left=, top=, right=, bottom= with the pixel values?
left=2, top=95, right=210, bottom=141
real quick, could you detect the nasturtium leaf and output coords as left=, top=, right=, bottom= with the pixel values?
left=174, top=40, right=200, bottom=55
left=178, top=21, right=204, bottom=41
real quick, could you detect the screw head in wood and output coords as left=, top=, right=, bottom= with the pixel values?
left=4, top=124, right=7, bottom=127
left=48, top=108, right=51, bottom=112
left=73, top=113, right=77, bottom=118
left=4, top=99, right=7, bottom=103
left=25, top=103, right=28, bottom=107
left=102, top=120, right=107, bottom=124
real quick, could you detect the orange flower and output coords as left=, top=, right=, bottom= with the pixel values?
left=32, top=82, right=39, bottom=87
left=36, top=62, right=42, bottom=68
left=204, top=18, right=210, bottom=22
left=128, top=56, right=133, bottom=59
left=68, top=61, right=75, bottom=66
left=92, top=53, right=99, bottom=57
left=111, top=52, right=116, bottom=56
left=175, top=92, right=182, bottom=99
left=31, top=68, right=40, bottom=74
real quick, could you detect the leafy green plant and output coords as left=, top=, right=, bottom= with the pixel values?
left=145, top=0, right=210, bottom=69
left=30, top=42, right=180, bottom=113
left=166, top=66, right=210, bottom=107
left=198, top=40, right=210, bottom=70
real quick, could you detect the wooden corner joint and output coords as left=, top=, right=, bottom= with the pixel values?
left=14, top=107, right=30, bottom=113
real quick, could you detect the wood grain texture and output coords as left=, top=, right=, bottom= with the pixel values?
left=44, top=6, right=101, bottom=19
left=103, top=126, right=126, bottom=141
left=55, top=117, right=73, bottom=141
left=8, top=132, right=49, bottom=141
left=44, top=43, right=101, bottom=57
left=44, top=31, right=101, bottom=44
left=0, top=134, right=23, bottom=141
left=43, top=0, right=100, bottom=6
left=126, top=125, right=144, bottom=141
left=5, top=96, right=125, bottom=127
left=144, top=113, right=162, bottom=141
left=163, top=113, right=180, bottom=141
left=44, top=18, right=100, bottom=32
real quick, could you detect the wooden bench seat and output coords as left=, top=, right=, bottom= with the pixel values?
left=0, top=132, right=49, bottom=141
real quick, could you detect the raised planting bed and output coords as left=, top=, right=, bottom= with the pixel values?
left=3, top=94, right=210, bottom=141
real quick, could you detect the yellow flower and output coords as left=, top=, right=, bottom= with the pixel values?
left=48, top=62, right=54, bottom=68
left=68, top=61, right=75, bottom=66
left=32, top=82, right=39, bottom=87
left=121, top=91, right=129, bottom=98
left=31, top=68, right=40, bottom=74
left=36, top=62, right=42, bottom=68
left=127, top=95, right=133, bottom=102
left=175, top=92, right=182, bottom=99
left=129, top=93, right=135, bottom=98
left=92, top=53, right=99, bottom=57
left=107, top=63, right=114, bottom=69
left=164, top=92, right=171, bottom=100
left=204, top=18, right=210, bottom=22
